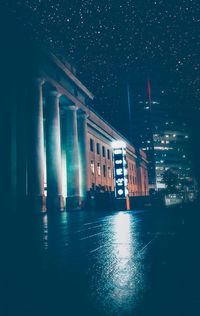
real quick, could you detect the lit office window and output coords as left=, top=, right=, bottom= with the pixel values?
left=108, top=167, right=111, bottom=178
left=90, top=160, right=95, bottom=174
left=97, top=162, right=101, bottom=175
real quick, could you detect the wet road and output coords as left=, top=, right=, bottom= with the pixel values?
left=2, top=207, right=200, bottom=316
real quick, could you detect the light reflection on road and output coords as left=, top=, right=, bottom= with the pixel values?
left=88, top=212, right=146, bottom=314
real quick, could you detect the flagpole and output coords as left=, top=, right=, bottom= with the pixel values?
left=147, top=78, right=156, bottom=190
left=127, top=82, right=133, bottom=142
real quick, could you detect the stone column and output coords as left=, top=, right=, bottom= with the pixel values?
left=77, top=110, right=89, bottom=200
left=46, top=90, right=64, bottom=211
left=65, top=105, right=80, bottom=209
left=28, top=78, right=46, bottom=212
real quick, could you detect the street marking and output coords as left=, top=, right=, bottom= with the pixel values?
left=139, top=238, right=156, bottom=254
left=147, top=232, right=177, bottom=237
left=80, top=232, right=103, bottom=240
left=83, top=219, right=106, bottom=226
left=75, top=224, right=103, bottom=233
left=83, top=217, right=113, bottom=226
left=90, top=243, right=110, bottom=253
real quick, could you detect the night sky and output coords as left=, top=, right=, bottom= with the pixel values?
left=1, top=1, right=200, bottom=136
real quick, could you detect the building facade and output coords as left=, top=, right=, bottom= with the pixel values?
left=133, top=87, right=196, bottom=199
left=86, top=112, right=148, bottom=198
left=1, top=31, right=148, bottom=213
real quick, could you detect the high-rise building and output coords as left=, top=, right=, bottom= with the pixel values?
left=132, top=85, right=196, bottom=199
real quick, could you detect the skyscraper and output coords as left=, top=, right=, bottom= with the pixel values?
left=132, top=84, right=196, bottom=199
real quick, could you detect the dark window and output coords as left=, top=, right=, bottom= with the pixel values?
left=90, top=139, right=94, bottom=152
left=102, top=146, right=105, bottom=157
left=96, top=143, right=100, bottom=154
left=107, top=149, right=110, bottom=160
left=103, top=165, right=106, bottom=177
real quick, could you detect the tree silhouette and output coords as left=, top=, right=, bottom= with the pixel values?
left=162, top=169, right=179, bottom=194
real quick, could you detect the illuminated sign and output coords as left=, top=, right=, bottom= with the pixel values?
left=112, top=141, right=128, bottom=198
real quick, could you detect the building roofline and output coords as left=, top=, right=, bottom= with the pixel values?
left=42, top=47, right=94, bottom=101
left=40, top=46, right=147, bottom=163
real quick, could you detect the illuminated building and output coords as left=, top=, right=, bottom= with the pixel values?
left=1, top=35, right=149, bottom=212
left=133, top=88, right=195, bottom=197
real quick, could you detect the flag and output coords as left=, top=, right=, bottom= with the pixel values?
left=147, top=78, right=152, bottom=105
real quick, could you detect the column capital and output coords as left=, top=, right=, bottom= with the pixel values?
left=65, top=104, right=78, bottom=111
left=46, top=89, right=61, bottom=98
left=34, top=77, right=45, bottom=86
left=77, top=110, right=89, bottom=119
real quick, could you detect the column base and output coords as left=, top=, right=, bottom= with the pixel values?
left=28, top=195, right=46, bottom=213
left=47, top=195, right=65, bottom=211
left=66, top=196, right=81, bottom=211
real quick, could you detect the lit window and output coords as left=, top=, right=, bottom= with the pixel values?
left=97, top=163, right=101, bottom=175
left=173, top=134, right=176, bottom=137
left=90, top=160, right=95, bottom=174
left=108, top=167, right=111, bottom=178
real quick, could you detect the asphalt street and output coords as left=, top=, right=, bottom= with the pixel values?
left=2, top=207, right=200, bottom=316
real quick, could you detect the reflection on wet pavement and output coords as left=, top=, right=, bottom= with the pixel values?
left=3, top=209, right=200, bottom=316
